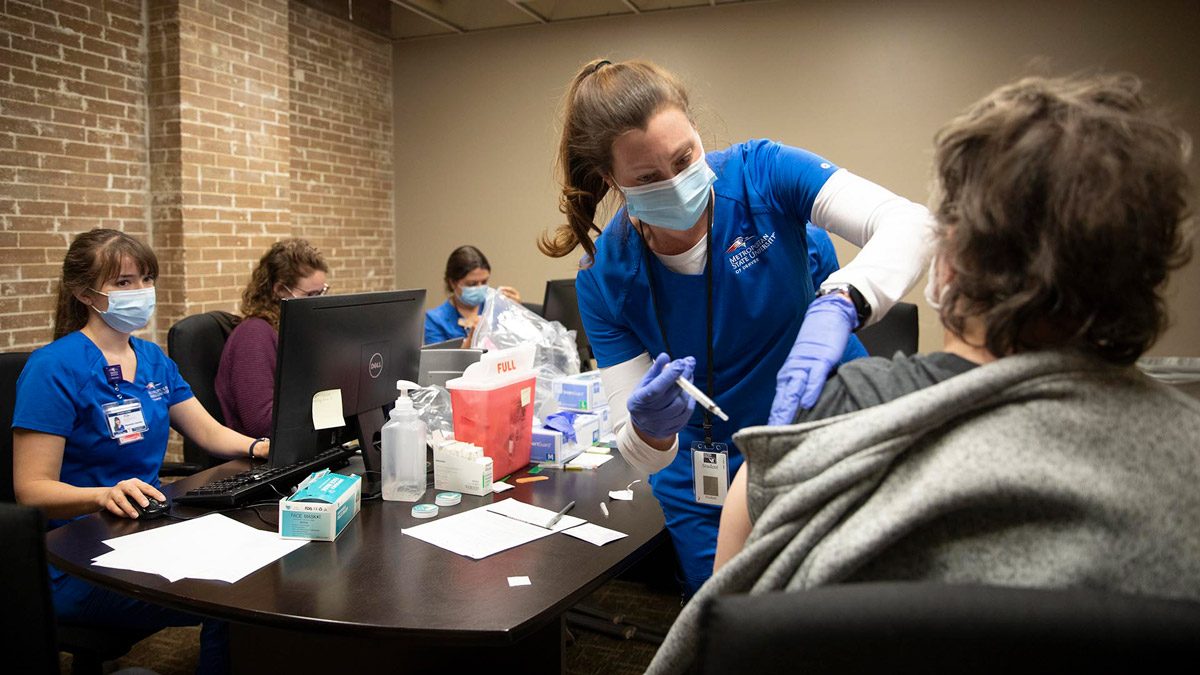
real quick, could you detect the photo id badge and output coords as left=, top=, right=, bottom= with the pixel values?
left=102, top=397, right=148, bottom=440
left=691, top=441, right=729, bottom=506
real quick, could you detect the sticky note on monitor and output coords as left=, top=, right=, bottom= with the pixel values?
left=312, top=389, right=345, bottom=430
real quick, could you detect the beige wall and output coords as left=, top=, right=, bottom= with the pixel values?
left=393, top=0, right=1200, bottom=355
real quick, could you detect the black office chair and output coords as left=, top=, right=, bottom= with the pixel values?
left=167, top=310, right=240, bottom=471
left=857, top=301, right=919, bottom=358
left=1, top=352, right=152, bottom=674
left=694, top=582, right=1200, bottom=674
left=541, top=278, right=593, bottom=368
left=0, top=502, right=60, bottom=674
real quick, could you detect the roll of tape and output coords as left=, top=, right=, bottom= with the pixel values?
left=435, top=492, right=462, bottom=507
left=411, top=503, right=439, bottom=519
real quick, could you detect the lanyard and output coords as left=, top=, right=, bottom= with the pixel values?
left=103, top=364, right=124, bottom=400
left=637, top=197, right=716, bottom=444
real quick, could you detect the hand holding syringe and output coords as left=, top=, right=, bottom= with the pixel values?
left=628, top=354, right=728, bottom=442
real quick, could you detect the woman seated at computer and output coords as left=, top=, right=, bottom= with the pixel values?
left=646, top=73, right=1200, bottom=674
left=12, top=228, right=271, bottom=674
left=216, top=238, right=329, bottom=438
left=424, top=245, right=522, bottom=346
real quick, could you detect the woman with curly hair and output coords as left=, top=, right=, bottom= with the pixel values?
left=215, top=238, right=329, bottom=438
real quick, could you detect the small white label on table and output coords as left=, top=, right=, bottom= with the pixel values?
left=563, top=523, right=627, bottom=547
left=508, top=576, right=532, bottom=587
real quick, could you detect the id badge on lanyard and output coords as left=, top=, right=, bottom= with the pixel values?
left=691, top=441, right=729, bottom=505
left=102, top=364, right=147, bottom=445
left=638, top=199, right=729, bottom=506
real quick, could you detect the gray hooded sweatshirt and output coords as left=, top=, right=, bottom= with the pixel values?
left=647, top=350, right=1200, bottom=674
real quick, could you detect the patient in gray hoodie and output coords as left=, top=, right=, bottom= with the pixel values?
left=648, top=73, right=1199, bottom=675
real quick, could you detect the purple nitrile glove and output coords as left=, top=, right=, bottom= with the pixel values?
left=628, top=353, right=697, bottom=440
left=767, top=293, right=857, bottom=425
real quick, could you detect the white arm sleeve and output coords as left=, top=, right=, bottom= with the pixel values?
left=598, top=352, right=679, bottom=475
left=810, top=168, right=936, bottom=325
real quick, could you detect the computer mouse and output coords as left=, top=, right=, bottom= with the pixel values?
left=135, top=498, right=169, bottom=520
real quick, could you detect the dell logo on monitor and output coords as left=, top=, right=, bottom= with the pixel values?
left=368, top=352, right=384, bottom=379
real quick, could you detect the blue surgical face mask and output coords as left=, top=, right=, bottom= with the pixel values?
left=89, top=287, right=156, bottom=333
left=619, top=153, right=717, bottom=231
left=459, top=285, right=489, bottom=307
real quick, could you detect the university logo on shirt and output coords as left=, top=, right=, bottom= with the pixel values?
left=145, top=381, right=170, bottom=401
left=726, top=231, right=777, bottom=275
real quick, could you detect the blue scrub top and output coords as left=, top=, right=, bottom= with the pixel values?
left=576, top=139, right=860, bottom=592
left=424, top=299, right=466, bottom=345
left=13, top=331, right=192, bottom=582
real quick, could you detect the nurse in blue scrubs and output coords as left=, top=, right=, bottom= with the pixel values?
left=12, top=228, right=271, bottom=674
left=424, top=245, right=522, bottom=346
left=539, top=59, right=933, bottom=595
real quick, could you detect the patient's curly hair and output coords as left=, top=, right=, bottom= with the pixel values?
left=932, top=73, right=1193, bottom=364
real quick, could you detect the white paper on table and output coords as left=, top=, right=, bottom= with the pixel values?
left=608, top=490, right=634, bottom=501
left=401, top=501, right=583, bottom=560
left=508, top=576, right=532, bottom=587
left=562, top=522, right=628, bottom=547
left=95, top=513, right=307, bottom=584
left=566, top=453, right=613, bottom=470
left=485, top=498, right=585, bottom=531
left=491, top=481, right=514, bottom=493
left=311, top=389, right=345, bottom=430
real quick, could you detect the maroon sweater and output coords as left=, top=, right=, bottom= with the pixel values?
left=215, top=317, right=277, bottom=439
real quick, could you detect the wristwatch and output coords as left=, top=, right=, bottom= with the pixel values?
left=817, top=283, right=872, bottom=328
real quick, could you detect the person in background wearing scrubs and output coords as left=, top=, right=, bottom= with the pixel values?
left=425, top=245, right=522, bottom=346
left=13, top=228, right=270, bottom=673
left=539, top=59, right=933, bottom=595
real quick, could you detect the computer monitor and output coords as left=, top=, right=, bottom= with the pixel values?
left=270, top=289, right=426, bottom=480
left=541, top=278, right=593, bottom=369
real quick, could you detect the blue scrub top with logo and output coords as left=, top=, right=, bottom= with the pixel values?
left=576, top=139, right=858, bottom=593
left=13, top=331, right=193, bottom=581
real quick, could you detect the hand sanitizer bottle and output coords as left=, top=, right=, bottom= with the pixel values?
left=381, top=380, right=427, bottom=502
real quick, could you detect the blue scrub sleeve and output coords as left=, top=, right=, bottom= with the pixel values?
left=12, top=350, right=79, bottom=437
left=575, top=271, right=645, bottom=368
left=752, top=141, right=839, bottom=225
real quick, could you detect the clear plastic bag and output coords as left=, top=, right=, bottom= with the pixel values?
left=409, top=384, right=454, bottom=437
left=471, top=288, right=581, bottom=376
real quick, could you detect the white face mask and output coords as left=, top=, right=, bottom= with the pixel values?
left=923, top=253, right=947, bottom=311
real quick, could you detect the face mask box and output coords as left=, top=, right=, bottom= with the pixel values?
left=279, top=470, right=361, bottom=542
left=433, top=441, right=494, bottom=496
left=446, top=344, right=537, bottom=480
left=552, top=373, right=605, bottom=412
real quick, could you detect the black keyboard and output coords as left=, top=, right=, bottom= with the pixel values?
left=173, top=446, right=352, bottom=508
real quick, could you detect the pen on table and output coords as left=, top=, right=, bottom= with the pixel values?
left=546, top=500, right=576, bottom=529
left=675, top=376, right=730, bottom=422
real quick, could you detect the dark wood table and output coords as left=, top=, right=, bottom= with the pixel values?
left=45, top=454, right=667, bottom=674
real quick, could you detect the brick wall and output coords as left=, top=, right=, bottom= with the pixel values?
left=1, top=0, right=394, bottom=350
left=165, top=0, right=293, bottom=328
left=2, top=1, right=395, bottom=460
left=1, top=0, right=150, bottom=348
left=288, top=3, right=393, bottom=293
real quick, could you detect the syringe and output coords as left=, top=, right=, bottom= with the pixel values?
left=674, top=376, right=729, bottom=422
